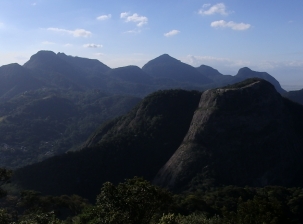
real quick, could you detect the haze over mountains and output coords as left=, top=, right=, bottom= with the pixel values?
left=1, top=50, right=303, bottom=169
left=13, top=79, right=303, bottom=202
left=0, top=50, right=292, bottom=101
left=0, top=50, right=302, bottom=194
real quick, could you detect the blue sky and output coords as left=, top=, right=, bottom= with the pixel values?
left=0, top=0, right=302, bottom=89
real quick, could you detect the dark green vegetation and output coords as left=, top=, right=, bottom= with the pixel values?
left=11, top=79, right=303, bottom=202
left=13, top=89, right=202, bottom=201
left=0, top=89, right=140, bottom=168
left=1, top=176, right=303, bottom=223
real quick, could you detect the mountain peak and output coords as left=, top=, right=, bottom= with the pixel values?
left=154, top=78, right=301, bottom=190
left=23, top=50, right=62, bottom=69
left=30, top=50, right=57, bottom=59
left=196, top=65, right=223, bottom=77
left=146, top=54, right=180, bottom=65
left=142, top=54, right=212, bottom=85
left=235, top=67, right=286, bottom=94
left=238, top=67, right=253, bottom=73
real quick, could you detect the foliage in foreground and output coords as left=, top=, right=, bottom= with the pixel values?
left=1, top=171, right=303, bottom=223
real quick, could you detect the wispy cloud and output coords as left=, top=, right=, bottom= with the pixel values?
left=64, top=43, right=73, bottom=47
left=199, top=3, right=230, bottom=16
left=186, top=55, right=250, bottom=68
left=120, top=12, right=130, bottom=18
left=164, top=30, right=180, bottom=37
left=97, top=14, right=111, bottom=21
left=124, top=29, right=141, bottom=34
left=47, top=28, right=92, bottom=37
left=31, top=2, right=37, bottom=6
left=42, top=41, right=55, bottom=45
left=211, top=20, right=251, bottom=30
left=185, top=55, right=303, bottom=78
left=95, top=53, right=105, bottom=56
left=83, top=43, right=103, bottom=48
left=0, top=22, right=4, bottom=28
left=120, top=12, right=148, bottom=27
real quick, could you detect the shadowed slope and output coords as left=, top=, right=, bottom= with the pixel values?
left=154, top=78, right=303, bottom=191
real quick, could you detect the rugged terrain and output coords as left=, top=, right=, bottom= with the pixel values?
left=12, top=79, right=303, bottom=201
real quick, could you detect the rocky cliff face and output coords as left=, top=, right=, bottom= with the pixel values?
left=154, top=78, right=303, bottom=191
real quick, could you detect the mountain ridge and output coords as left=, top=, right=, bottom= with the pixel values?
left=12, top=79, right=303, bottom=201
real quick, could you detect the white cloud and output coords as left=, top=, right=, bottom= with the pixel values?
left=120, top=12, right=129, bottom=18
left=210, top=20, right=251, bottom=30
left=0, top=22, right=4, bottom=27
left=124, top=29, right=141, bottom=34
left=95, top=53, right=105, bottom=56
left=32, top=3, right=36, bottom=6
left=64, top=43, right=73, bottom=47
left=164, top=30, right=180, bottom=37
left=42, top=41, right=55, bottom=45
left=199, top=3, right=230, bottom=15
left=121, top=13, right=148, bottom=27
left=97, top=14, right=111, bottom=21
left=186, top=55, right=251, bottom=69
left=83, top=43, right=103, bottom=48
left=47, top=28, right=92, bottom=37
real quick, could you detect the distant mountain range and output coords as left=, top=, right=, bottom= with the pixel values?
left=13, top=79, right=303, bottom=202
left=0, top=50, right=302, bottom=172
left=0, top=50, right=296, bottom=102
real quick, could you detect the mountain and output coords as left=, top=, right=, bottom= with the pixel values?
left=154, top=78, right=303, bottom=191
left=142, top=54, right=213, bottom=85
left=195, top=65, right=287, bottom=94
left=57, top=52, right=111, bottom=75
left=284, top=88, right=303, bottom=105
left=23, top=51, right=92, bottom=90
left=0, top=89, right=141, bottom=169
left=196, top=65, right=224, bottom=79
left=19, top=51, right=287, bottom=97
left=106, top=65, right=153, bottom=85
left=22, top=51, right=164, bottom=97
left=13, top=89, right=201, bottom=200
left=234, top=67, right=286, bottom=94
left=196, top=64, right=237, bottom=85
left=0, top=63, right=45, bottom=100
left=13, top=79, right=303, bottom=201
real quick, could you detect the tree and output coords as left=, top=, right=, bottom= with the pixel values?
left=84, top=177, right=173, bottom=224
left=0, top=168, right=12, bottom=198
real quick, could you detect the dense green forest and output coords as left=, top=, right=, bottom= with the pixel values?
left=0, top=89, right=141, bottom=168
left=1, top=173, right=303, bottom=223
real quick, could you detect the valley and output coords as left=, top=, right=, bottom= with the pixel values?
left=0, top=51, right=303, bottom=223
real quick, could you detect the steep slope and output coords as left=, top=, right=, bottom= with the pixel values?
left=235, top=67, right=286, bottom=94
left=23, top=51, right=91, bottom=90
left=12, top=79, right=303, bottom=201
left=196, top=65, right=224, bottom=79
left=284, top=88, right=303, bottom=105
left=13, top=90, right=201, bottom=200
left=0, top=63, right=45, bottom=100
left=57, top=52, right=111, bottom=75
left=196, top=65, right=237, bottom=85
left=0, top=90, right=141, bottom=168
left=142, top=54, right=213, bottom=85
left=154, top=78, right=303, bottom=191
